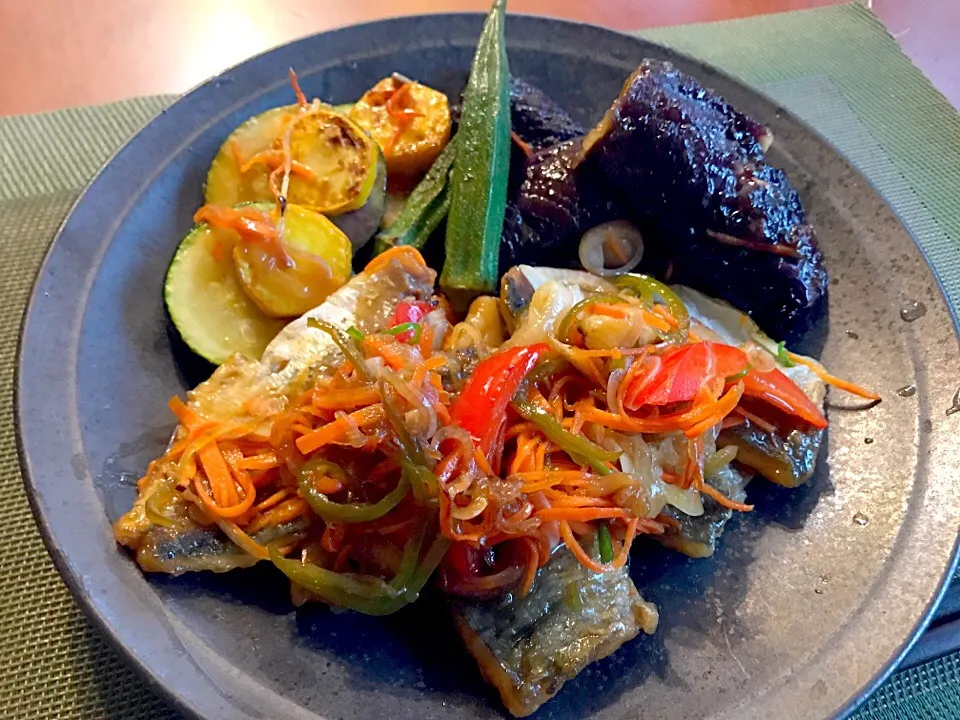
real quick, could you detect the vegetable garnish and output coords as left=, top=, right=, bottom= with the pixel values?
left=597, top=522, right=614, bottom=563
left=374, top=139, right=455, bottom=254
left=440, top=0, right=511, bottom=306
left=776, top=341, right=795, bottom=367
left=785, top=350, right=881, bottom=401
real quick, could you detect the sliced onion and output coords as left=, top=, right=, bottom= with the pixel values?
left=382, top=368, right=437, bottom=439
left=451, top=494, right=489, bottom=520
left=745, top=342, right=778, bottom=374
left=606, top=366, right=629, bottom=415
left=335, top=410, right=367, bottom=448
left=579, top=221, right=644, bottom=277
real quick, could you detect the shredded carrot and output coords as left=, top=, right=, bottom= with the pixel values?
left=701, top=482, right=755, bottom=512
left=536, top=507, right=627, bottom=522
left=640, top=308, right=673, bottom=333
left=424, top=355, right=447, bottom=371
left=473, top=447, right=496, bottom=477
left=253, top=489, right=289, bottom=513
left=288, top=67, right=308, bottom=107
left=295, top=404, right=384, bottom=454
left=734, top=406, right=777, bottom=434
left=786, top=351, right=880, bottom=400
left=363, top=337, right=408, bottom=370
left=684, top=382, right=746, bottom=437
left=312, top=386, right=381, bottom=410
left=588, top=302, right=629, bottom=319
left=652, top=304, right=679, bottom=329
left=541, top=492, right=612, bottom=508
left=511, top=130, right=534, bottom=160
left=558, top=521, right=607, bottom=573
left=198, top=443, right=237, bottom=507
left=168, top=396, right=202, bottom=428
left=235, top=452, right=279, bottom=471
left=419, top=323, right=435, bottom=357
left=211, top=515, right=270, bottom=560
left=518, top=537, right=539, bottom=596
left=196, top=444, right=257, bottom=518
left=239, top=150, right=317, bottom=179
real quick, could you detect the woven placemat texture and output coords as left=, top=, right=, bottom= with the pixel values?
left=2, top=3, right=958, bottom=718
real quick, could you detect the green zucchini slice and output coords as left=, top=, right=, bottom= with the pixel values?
left=164, top=221, right=286, bottom=365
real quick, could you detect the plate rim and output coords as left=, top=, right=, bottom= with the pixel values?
left=16, top=11, right=960, bottom=720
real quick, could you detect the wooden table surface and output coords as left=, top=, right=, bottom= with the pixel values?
left=0, top=0, right=955, bottom=116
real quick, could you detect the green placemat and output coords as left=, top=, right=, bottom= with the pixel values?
left=2, top=3, right=959, bottom=718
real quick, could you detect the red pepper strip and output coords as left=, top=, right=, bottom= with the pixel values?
left=625, top=342, right=749, bottom=409
left=741, top=368, right=828, bottom=429
left=449, top=343, right=549, bottom=459
left=390, top=300, right=435, bottom=342
left=629, top=343, right=713, bottom=406
left=711, top=343, right=750, bottom=379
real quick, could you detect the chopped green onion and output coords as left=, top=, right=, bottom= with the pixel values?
left=725, top=365, right=751, bottom=382
left=597, top=521, right=614, bottom=563
left=776, top=341, right=795, bottom=367
left=385, top=321, right=422, bottom=344
left=346, top=325, right=365, bottom=341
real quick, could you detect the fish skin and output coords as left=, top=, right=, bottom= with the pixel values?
left=453, top=544, right=658, bottom=717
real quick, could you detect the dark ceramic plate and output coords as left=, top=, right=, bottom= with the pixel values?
left=16, top=13, right=960, bottom=720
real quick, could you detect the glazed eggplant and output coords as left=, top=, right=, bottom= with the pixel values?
left=580, top=60, right=827, bottom=337
left=509, top=77, right=585, bottom=151
left=500, top=139, right=625, bottom=274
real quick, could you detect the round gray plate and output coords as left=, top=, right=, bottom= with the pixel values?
left=16, top=13, right=960, bottom=720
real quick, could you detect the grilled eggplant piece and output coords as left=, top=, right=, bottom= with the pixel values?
left=500, top=139, right=622, bottom=272
left=453, top=545, right=658, bottom=717
left=581, top=59, right=827, bottom=337
left=114, top=251, right=437, bottom=571
left=510, top=77, right=585, bottom=151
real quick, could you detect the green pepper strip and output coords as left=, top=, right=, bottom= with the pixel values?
left=298, top=458, right=409, bottom=523
left=374, top=139, right=456, bottom=254
left=269, top=516, right=451, bottom=616
left=385, top=322, right=422, bottom=345
left=597, top=522, right=614, bottom=563
left=378, top=383, right=439, bottom=502
left=555, top=293, right=630, bottom=343
left=440, top=0, right=511, bottom=306
left=776, top=341, right=795, bottom=367
left=613, top=273, right=690, bottom=341
left=512, top=396, right=620, bottom=476
left=308, top=318, right=373, bottom=382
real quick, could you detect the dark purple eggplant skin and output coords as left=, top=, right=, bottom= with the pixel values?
left=500, top=139, right=622, bottom=274
left=451, top=76, right=585, bottom=150
left=581, top=60, right=827, bottom=337
left=509, top=77, right=585, bottom=150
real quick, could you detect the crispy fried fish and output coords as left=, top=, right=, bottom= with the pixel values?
left=114, top=249, right=436, bottom=572
left=453, top=543, right=658, bottom=717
